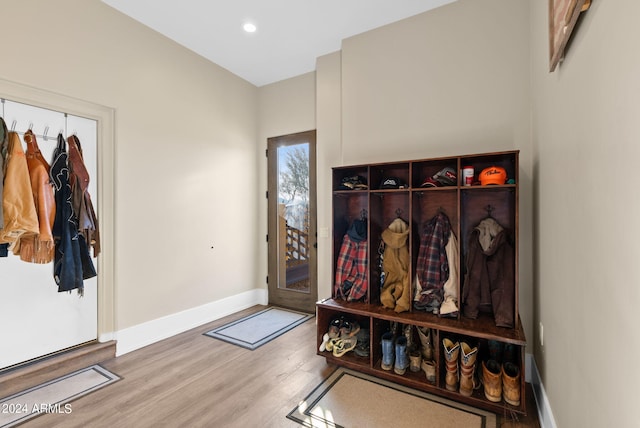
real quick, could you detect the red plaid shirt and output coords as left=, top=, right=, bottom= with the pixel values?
left=415, top=212, right=451, bottom=307
left=334, top=234, right=368, bottom=301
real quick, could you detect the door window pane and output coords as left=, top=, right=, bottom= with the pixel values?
left=276, top=143, right=310, bottom=293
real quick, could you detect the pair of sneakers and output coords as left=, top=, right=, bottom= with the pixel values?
left=321, top=316, right=360, bottom=357
left=327, top=316, right=360, bottom=339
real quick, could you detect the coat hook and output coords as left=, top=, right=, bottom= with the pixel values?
left=485, top=204, right=494, bottom=217
left=11, top=120, right=16, bottom=131
left=395, top=208, right=403, bottom=218
left=43, top=126, right=50, bottom=141
left=28, top=122, right=33, bottom=131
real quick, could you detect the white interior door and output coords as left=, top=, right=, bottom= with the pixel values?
left=0, top=99, right=98, bottom=369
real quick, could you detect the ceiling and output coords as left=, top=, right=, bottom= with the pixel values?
left=101, top=0, right=457, bottom=87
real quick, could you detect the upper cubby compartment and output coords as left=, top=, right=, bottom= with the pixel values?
left=459, top=151, right=518, bottom=188
left=412, top=158, right=459, bottom=189
left=370, top=162, right=410, bottom=191
left=333, top=165, right=370, bottom=192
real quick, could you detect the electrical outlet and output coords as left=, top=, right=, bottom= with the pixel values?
left=539, top=322, right=544, bottom=346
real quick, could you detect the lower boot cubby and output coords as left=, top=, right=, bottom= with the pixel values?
left=370, top=320, right=438, bottom=387
left=316, top=300, right=527, bottom=415
left=316, top=308, right=371, bottom=367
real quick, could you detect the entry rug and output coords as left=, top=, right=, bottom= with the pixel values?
left=288, top=368, right=497, bottom=428
left=204, top=306, right=313, bottom=350
left=0, top=364, right=120, bottom=427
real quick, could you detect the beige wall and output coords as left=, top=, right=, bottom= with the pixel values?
left=316, top=52, right=343, bottom=297
left=0, top=0, right=259, bottom=331
left=531, top=0, right=640, bottom=426
left=257, top=72, right=317, bottom=292
left=4, top=0, right=638, bottom=425
left=315, top=0, right=534, bottom=351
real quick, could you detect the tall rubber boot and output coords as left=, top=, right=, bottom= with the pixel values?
left=482, top=359, right=502, bottom=402
left=381, top=332, right=394, bottom=371
left=502, top=362, right=521, bottom=406
left=394, top=336, right=409, bottom=375
left=459, top=342, right=479, bottom=397
left=443, top=338, right=460, bottom=392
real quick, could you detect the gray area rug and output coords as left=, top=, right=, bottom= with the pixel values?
left=204, top=306, right=314, bottom=350
left=0, top=364, right=120, bottom=427
left=288, top=367, right=497, bottom=428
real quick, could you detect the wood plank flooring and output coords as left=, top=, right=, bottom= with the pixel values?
left=19, top=305, right=540, bottom=427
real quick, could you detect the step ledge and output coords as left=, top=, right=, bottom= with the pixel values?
left=0, top=341, right=116, bottom=398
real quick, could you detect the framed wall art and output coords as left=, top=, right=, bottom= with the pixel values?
left=549, top=0, right=592, bottom=72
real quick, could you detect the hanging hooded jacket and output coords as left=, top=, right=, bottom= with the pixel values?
left=18, top=130, right=56, bottom=263
left=379, top=218, right=410, bottom=313
left=334, top=218, right=368, bottom=301
left=413, top=211, right=451, bottom=313
left=50, top=134, right=84, bottom=294
left=462, top=217, right=515, bottom=328
left=0, top=131, right=39, bottom=249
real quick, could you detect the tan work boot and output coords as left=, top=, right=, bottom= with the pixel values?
left=459, top=342, right=478, bottom=397
left=421, top=359, right=436, bottom=383
left=502, top=362, right=521, bottom=406
left=482, top=359, right=502, bottom=402
left=417, top=327, right=433, bottom=361
left=443, top=338, right=460, bottom=392
left=409, top=349, right=422, bottom=372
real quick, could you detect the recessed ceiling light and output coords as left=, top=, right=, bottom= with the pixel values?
left=243, top=22, right=257, bottom=33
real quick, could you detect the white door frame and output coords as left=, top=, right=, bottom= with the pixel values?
left=0, top=78, right=116, bottom=344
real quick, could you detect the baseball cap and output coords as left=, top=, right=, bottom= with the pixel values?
left=338, top=175, right=368, bottom=190
left=380, top=177, right=408, bottom=189
left=421, top=167, right=457, bottom=187
left=479, top=166, right=507, bottom=185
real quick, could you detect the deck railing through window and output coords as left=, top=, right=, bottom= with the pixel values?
left=286, top=224, right=308, bottom=268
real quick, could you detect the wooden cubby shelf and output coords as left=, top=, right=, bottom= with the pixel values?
left=317, top=150, right=527, bottom=416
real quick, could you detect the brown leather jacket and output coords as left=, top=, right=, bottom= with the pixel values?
left=67, top=135, right=100, bottom=257
left=18, top=130, right=56, bottom=263
left=0, top=131, right=39, bottom=248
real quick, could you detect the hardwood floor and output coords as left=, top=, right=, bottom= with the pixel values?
left=20, top=305, right=540, bottom=427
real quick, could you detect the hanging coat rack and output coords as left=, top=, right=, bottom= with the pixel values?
left=1, top=98, right=69, bottom=141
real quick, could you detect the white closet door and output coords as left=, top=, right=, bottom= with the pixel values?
left=0, top=101, right=98, bottom=369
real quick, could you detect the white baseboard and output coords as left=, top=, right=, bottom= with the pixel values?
left=528, top=353, right=558, bottom=428
left=114, top=289, right=268, bottom=356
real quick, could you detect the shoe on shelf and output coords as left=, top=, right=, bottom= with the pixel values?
left=333, top=336, right=358, bottom=357
left=319, top=333, right=330, bottom=352
left=354, top=328, right=370, bottom=357
left=326, top=337, right=341, bottom=352
left=340, top=319, right=360, bottom=338
left=328, top=317, right=343, bottom=339
left=394, top=336, right=409, bottom=375
left=381, top=332, right=395, bottom=370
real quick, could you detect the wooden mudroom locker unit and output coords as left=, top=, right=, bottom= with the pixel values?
left=316, top=150, right=527, bottom=415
